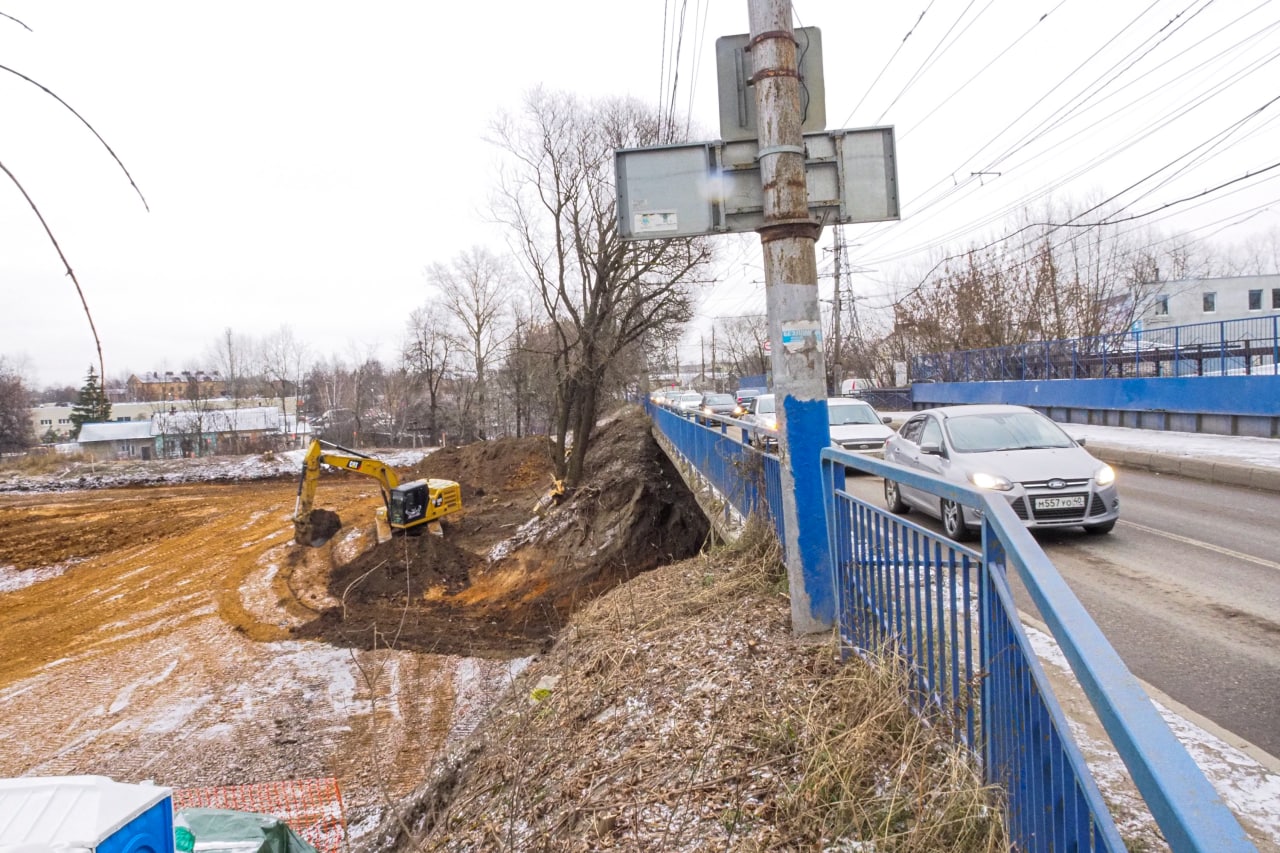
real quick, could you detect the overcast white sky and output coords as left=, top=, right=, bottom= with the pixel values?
left=2, top=1, right=1277, bottom=388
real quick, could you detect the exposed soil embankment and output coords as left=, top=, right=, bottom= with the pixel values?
left=293, top=409, right=710, bottom=657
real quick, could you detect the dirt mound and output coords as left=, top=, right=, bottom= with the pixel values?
left=293, top=408, right=709, bottom=658
left=305, top=508, right=342, bottom=544
left=406, top=435, right=559, bottom=500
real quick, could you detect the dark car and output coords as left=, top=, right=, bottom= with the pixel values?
left=698, top=392, right=742, bottom=424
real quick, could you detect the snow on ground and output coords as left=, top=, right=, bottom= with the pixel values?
left=1067, top=424, right=1280, bottom=470
left=0, top=447, right=436, bottom=493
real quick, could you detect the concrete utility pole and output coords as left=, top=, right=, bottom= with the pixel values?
left=749, top=0, right=834, bottom=633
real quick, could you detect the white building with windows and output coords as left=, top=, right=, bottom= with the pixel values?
left=1142, top=274, right=1280, bottom=329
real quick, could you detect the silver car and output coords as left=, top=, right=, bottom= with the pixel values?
left=883, top=404, right=1119, bottom=540
left=827, top=397, right=895, bottom=457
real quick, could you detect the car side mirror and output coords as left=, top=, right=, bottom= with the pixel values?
left=1074, top=437, right=1087, bottom=447
left=920, top=442, right=943, bottom=456
left=881, top=416, right=892, bottom=424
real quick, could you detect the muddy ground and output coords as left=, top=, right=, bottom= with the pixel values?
left=0, top=407, right=707, bottom=839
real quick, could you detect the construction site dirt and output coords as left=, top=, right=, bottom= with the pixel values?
left=0, top=408, right=708, bottom=841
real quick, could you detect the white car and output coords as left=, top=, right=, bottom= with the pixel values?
left=742, top=393, right=778, bottom=448
left=744, top=395, right=894, bottom=457
left=827, top=397, right=895, bottom=457
left=883, top=404, right=1119, bottom=540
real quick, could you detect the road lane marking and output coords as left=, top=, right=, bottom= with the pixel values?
left=1119, top=519, right=1280, bottom=572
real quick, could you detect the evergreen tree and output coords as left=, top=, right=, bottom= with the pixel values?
left=70, top=365, right=112, bottom=439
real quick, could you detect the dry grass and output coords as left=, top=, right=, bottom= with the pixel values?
left=361, top=517, right=1007, bottom=852
left=0, top=450, right=94, bottom=474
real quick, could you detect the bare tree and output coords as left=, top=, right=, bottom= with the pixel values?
left=0, top=357, right=34, bottom=452
left=425, top=246, right=513, bottom=441
left=259, top=325, right=308, bottom=434
left=714, top=314, right=770, bottom=383
left=490, top=88, right=713, bottom=485
left=403, top=306, right=457, bottom=446
left=891, top=197, right=1228, bottom=358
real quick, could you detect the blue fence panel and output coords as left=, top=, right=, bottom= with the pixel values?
left=914, top=316, right=1280, bottom=383
left=646, top=401, right=784, bottom=547
left=821, top=448, right=1255, bottom=853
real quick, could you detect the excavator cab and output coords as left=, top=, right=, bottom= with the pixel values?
left=387, top=478, right=462, bottom=531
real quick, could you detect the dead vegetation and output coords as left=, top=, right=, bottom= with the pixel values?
left=1, top=408, right=1006, bottom=850
left=360, top=520, right=1007, bottom=852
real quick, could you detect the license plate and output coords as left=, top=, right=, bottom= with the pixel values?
left=1034, top=495, right=1085, bottom=510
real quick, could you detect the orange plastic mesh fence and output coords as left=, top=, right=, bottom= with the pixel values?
left=173, top=777, right=347, bottom=853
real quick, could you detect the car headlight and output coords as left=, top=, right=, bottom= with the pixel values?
left=969, top=471, right=1013, bottom=491
left=1095, top=464, right=1116, bottom=486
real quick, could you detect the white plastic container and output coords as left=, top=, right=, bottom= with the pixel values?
left=0, top=776, right=174, bottom=853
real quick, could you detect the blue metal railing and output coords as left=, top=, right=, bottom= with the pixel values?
left=647, top=402, right=784, bottom=547
left=646, top=401, right=1255, bottom=851
left=914, top=315, right=1280, bottom=383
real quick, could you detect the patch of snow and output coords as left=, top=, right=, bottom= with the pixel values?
left=142, top=692, right=216, bottom=734
left=109, top=658, right=180, bottom=714
left=0, top=561, right=80, bottom=593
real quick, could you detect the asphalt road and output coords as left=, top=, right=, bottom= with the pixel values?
left=843, top=467, right=1280, bottom=758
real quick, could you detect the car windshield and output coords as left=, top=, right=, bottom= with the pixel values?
left=946, top=412, right=1075, bottom=452
left=754, top=395, right=775, bottom=414
left=680, top=393, right=702, bottom=403
left=828, top=402, right=879, bottom=426
left=704, top=394, right=735, bottom=405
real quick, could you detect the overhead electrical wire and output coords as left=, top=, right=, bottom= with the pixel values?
left=849, top=1, right=1172, bottom=253
left=873, top=0, right=987, bottom=126
left=841, top=0, right=937, bottom=126
left=859, top=41, right=1280, bottom=269
left=898, top=0, right=1067, bottom=143
left=853, top=3, right=1280, bottom=269
left=684, top=0, right=711, bottom=140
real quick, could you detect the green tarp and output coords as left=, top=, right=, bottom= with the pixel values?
left=179, top=808, right=319, bottom=853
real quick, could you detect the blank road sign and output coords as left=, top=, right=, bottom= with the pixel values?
left=615, top=127, right=899, bottom=241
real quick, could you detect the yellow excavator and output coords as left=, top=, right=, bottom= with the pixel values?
left=293, top=439, right=462, bottom=545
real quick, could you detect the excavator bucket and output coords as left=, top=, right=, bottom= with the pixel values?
left=374, top=507, right=392, bottom=543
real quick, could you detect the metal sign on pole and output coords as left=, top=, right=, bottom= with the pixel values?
left=616, top=128, right=899, bottom=241
left=615, top=0, right=900, bottom=635
left=715, top=26, right=827, bottom=141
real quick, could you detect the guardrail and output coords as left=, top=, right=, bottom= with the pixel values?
left=648, top=402, right=784, bottom=547
left=914, top=315, right=1280, bottom=383
left=646, top=400, right=1255, bottom=851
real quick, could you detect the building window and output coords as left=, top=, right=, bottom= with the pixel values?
left=1249, top=289, right=1262, bottom=311
left=40, top=419, right=51, bottom=426
left=1154, top=295, right=1169, bottom=316
left=1203, top=292, right=1216, bottom=313
left=1273, top=288, right=1280, bottom=310
left=58, top=418, right=70, bottom=425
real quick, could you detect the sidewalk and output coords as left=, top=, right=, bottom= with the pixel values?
left=882, top=412, right=1280, bottom=493
left=1068, top=424, right=1280, bottom=493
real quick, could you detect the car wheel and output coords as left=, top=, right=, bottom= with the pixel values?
left=884, top=479, right=909, bottom=514
left=941, top=499, right=973, bottom=541
left=1083, top=519, right=1116, bottom=535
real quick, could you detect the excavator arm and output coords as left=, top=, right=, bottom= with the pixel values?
left=293, top=439, right=461, bottom=544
